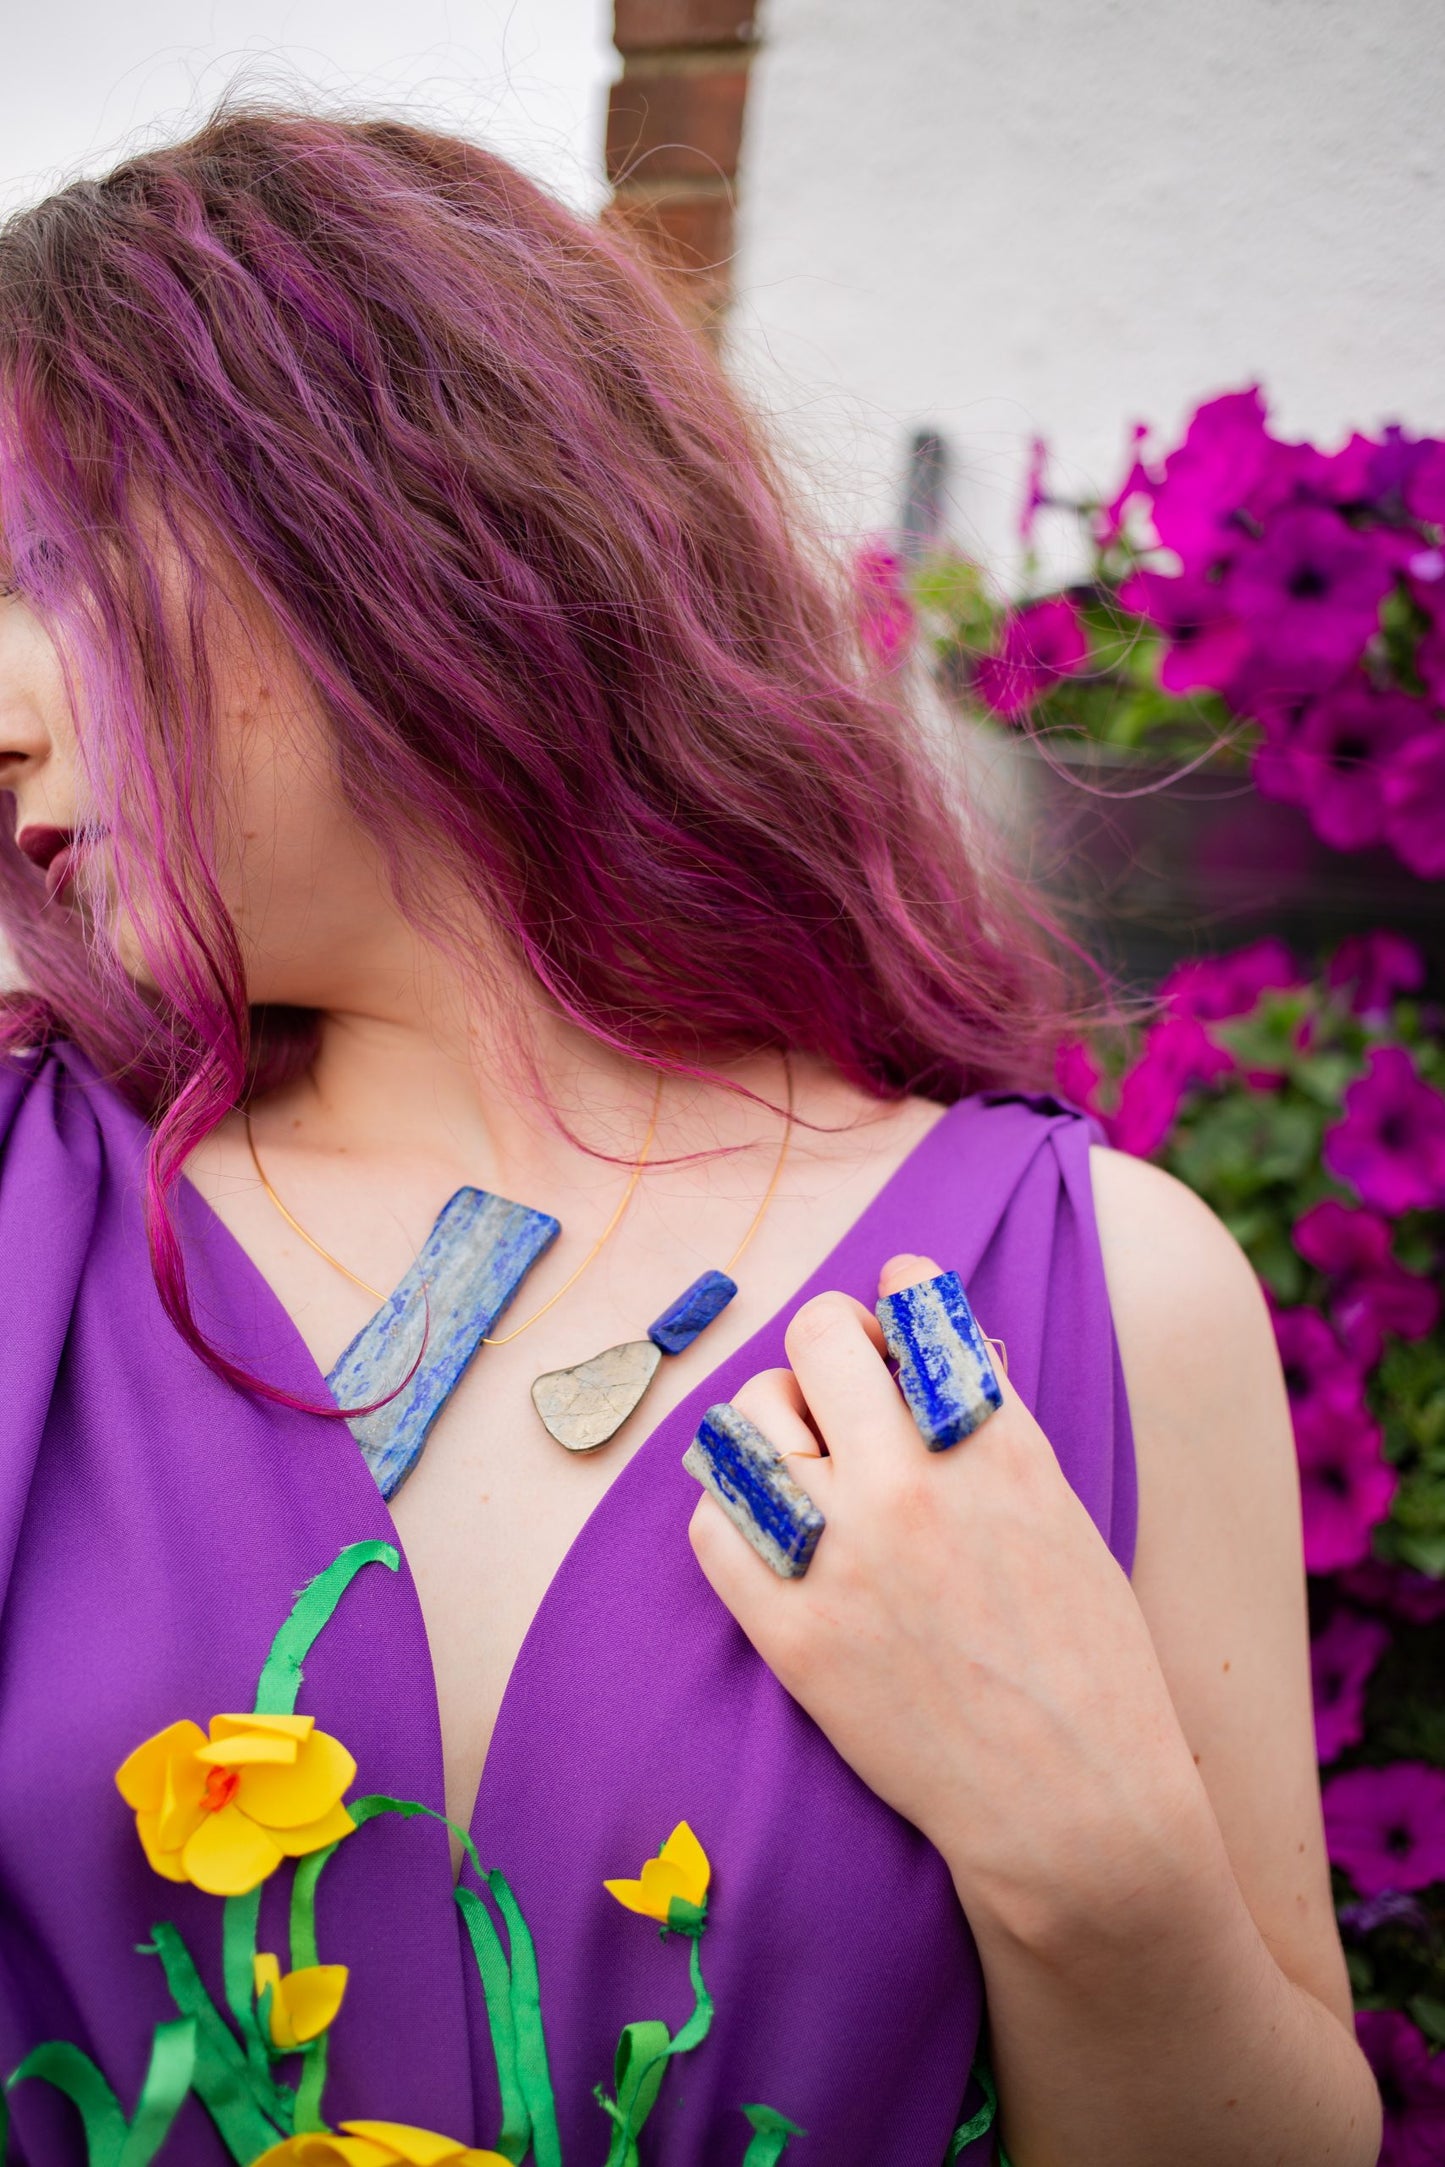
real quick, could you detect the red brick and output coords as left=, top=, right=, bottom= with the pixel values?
left=613, top=0, right=758, bottom=54
left=606, top=65, right=749, bottom=183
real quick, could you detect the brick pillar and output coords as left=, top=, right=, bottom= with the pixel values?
left=605, top=0, right=759, bottom=330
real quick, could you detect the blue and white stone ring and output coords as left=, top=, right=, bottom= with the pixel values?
left=684, top=1268, right=1004, bottom=1578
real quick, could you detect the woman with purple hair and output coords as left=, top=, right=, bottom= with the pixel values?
left=0, top=108, right=1378, bottom=2165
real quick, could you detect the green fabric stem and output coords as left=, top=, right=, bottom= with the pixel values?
left=222, top=1888, right=271, bottom=2089
left=252, top=1542, right=400, bottom=1716
left=946, top=2051, right=1012, bottom=2165
left=485, top=1872, right=561, bottom=2167
left=141, top=1924, right=291, bottom=2159
left=4, top=2022, right=197, bottom=2167
left=454, top=1888, right=528, bottom=2163
left=598, top=1927, right=716, bottom=2165
left=739, top=2103, right=807, bottom=2166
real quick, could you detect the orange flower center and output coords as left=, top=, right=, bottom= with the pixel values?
left=202, top=1766, right=240, bottom=1813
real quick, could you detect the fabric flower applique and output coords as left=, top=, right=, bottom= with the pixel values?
left=116, top=1710, right=357, bottom=1895
left=253, top=1951, right=350, bottom=2050
left=250, top=2122, right=509, bottom=2165
left=604, top=1819, right=711, bottom=1933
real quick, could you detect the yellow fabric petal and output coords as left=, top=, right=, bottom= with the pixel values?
left=155, top=1741, right=210, bottom=1852
left=236, top=1727, right=356, bottom=1829
left=338, top=2127, right=475, bottom=2165
left=196, top=1733, right=299, bottom=1769
left=274, top=1963, right=348, bottom=2044
left=134, top=1809, right=191, bottom=1883
left=602, top=1858, right=688, bottom=1922
left=253, top=1952, right=296, bottom=2049
left=181, top=1799, right=284, bottom=1895
left=250, top=2140, right=393, bottom=2166
left=267, top=1798, right=357, bottom=1859
left=115, top=1720, right=207, bottom=1811
left=211, top=1711, right=315, bottom=1743
left=659, top=1821, right=710, bottom=1906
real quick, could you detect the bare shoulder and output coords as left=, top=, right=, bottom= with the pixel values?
left=1086, top=1143, right=1354, bottom=2032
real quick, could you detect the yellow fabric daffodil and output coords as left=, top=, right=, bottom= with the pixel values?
left=253, top=1951, right=349, bottom=2049
left=603, top=1820, right=710, bottom=1931
left=115, top=1711, right=357, bottom=1896
left=249, top=2123, right=511, bottom=2165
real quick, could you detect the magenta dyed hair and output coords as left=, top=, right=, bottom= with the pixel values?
left=0, top=102, right=1082, bottom=1391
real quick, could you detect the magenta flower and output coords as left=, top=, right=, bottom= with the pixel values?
left=1403, top=437, right=1445, bottom=524
left=1158, top=939, right=1299, bottom=1022
left=972, top=596, right=1089, bottom=719
left=1271, top=682, right=1432, bottom=852
left=1293, top=1200, right=1440, bottom=1365
left=853, top=541, right=915, bottom=665
left=1324, top=1048, right=1445, bottom=1215
left=1223, top=506, right=1397, bottom=688
left=1095, top=422, right=1151, bottom=547
left=1294, top=1387, right=1395, bottom=1573
left=1417, top=617, right=1445, bottom=707
left=1147, top=386, right=1275, bottom=572
left=1324, top=1762, right=1445, bottom=1894
left=1018, top=435, right=1050, bottom=544
left=1327, top=933, right=1427, bottom=1019
left=1273, top=1304, right=1366, bottom=1422
left=1107, top=1013, right=1234, bottom=1157
left=1055, top=1037, right=1103, bottom=1113
left=1310, top=1606, right=1390, bottom=1762
left=1117, top=565, right=1252, bottom=695
left=1337, top=1557, right=1445, bottom=1623
left=1356, top=2010, right=1445, bottom=2167
left=1383, top=729, right=1445, bottom=879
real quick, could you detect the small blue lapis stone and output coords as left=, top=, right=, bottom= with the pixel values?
left=683, top=1401, right=825, bottom=1579
left=875, top=1267, right=1003, bottom=1452
left=647, top=1268, right=738, bottom=1355
left=327, top=1188, right=560, bottom=1501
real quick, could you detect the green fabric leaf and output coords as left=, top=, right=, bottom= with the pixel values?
left=141, top=1924, right=290, bottom=2159
left=601, top=2023, right=672, bottom=2167
left=739, top=2103, right=806, bottom=2165
left=5, top=2042, right=126, bottom=2166
left=116, top=2020, right=196, bottom=2167
left=253, top=1541, right=400, bottom=1716
left=454, top=1887, right=528, bottom=2162
left=486, top=1873, right=562, bottom=2167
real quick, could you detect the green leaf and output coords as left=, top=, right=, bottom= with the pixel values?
left=740, top=2102, right=807, bottom=2165
left=117, top=2020, right=197, bottom=2167
left=253, top=1540, right=399, bottom=1716
left=5, top=2043, right=126, bottom=2165
left=1408, top=1995, right=1445, bottom=2046
left=141, top=1922, right=291, bottom=2157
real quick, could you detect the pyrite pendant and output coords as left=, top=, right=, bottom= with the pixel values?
left=531, top=1338, right=663, bottom=1453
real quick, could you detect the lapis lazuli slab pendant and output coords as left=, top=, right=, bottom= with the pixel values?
left=875, top=1268, right=1003, bottom=1451
left=683, top=1401, right=826, bottom=1579
left=648, top=1269, right=738, bottom=1354
left=328, top=1188, right=560, bottom=1500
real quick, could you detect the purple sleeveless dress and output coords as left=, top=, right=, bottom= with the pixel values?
left=0, top=1043, right=1135, bottom=2166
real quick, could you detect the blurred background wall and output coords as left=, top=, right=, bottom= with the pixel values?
left=717, top=0, right=1445, bottom=579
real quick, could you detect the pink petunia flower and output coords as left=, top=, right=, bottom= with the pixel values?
left=1355, top=2010, right=1445, bottom=2167
left=1018, top=435, right=1050, bottom=544
left=1403, top=438, right=1445, bottom=524
left=1158, top=939, right=1300, bottom=1023
left=1382, top=730, right=1445, bottom=879
left=853, top=541, right=915, bottom=665
left=972, top=596, right=1089, bottom=719
left=1278, top=683, right=1433, bottom=853
left=1223, top=506, right=1398, bottom=689
left=1054, top=1038, right=1103, bottom=1114
left=1324, top=1762, right=1445, bottom=1895
left=1310, top=1606, right=1390, bottom=1763
left=1107, top=1013, right=1234, bottom=1157
left=1147, top=386, right=1276, bottom=573
left=1323, top=1048, right=1445, bottom=1216
left=1292, top=1387, right=1396, bottom=1573
left=1293, top=1200, right=1441, bottom=1366
left=1327, top=933, right=1427, bottom=1019
left=1094, top=422, right=1152, bottom=547
left=1336, top=1557, right=1445, bottom=1624
left=1117, top=566, right=1251, bottom=696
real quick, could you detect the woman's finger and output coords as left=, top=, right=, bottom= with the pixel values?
left=729, top=1365, right=832, bottom=1511
left=781, top=1285, right=916, bottom=1466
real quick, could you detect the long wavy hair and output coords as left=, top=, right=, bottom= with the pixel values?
left=0, top=101, right=1082, bottom=1388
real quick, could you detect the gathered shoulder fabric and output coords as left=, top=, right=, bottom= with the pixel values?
left=0, top=1043, right=1134, bottom=2165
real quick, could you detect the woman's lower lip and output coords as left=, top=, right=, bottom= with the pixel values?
left=43, top=844, right=76, bottom=901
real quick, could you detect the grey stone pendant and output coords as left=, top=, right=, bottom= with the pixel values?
left=531, top=1338, right=663, bottom=1453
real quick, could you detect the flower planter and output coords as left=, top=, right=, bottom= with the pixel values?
left=1007, top=737, right=1445, bottom=988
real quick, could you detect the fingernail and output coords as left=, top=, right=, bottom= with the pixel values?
left=874, top=1269, right=1003, bottom=1451
left=683, top=1402, right=826, bottom=1579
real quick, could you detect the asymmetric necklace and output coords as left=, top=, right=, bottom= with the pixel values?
left=242, top=1056, right=794, bottom=1491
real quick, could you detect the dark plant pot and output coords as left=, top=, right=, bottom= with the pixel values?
left=1007, top=737, right=1445, bottom=990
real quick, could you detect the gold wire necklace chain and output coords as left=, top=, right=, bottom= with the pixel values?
left=241, top=1053, right=795, bottom=1339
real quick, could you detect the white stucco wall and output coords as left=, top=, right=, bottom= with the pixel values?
left=728, top=0, right=1445, bottom=586
left=1, top=0, right=614, bottom=219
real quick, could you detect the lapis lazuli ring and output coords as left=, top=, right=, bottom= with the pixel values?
left=683, top=1269, right=1003, bottom=1579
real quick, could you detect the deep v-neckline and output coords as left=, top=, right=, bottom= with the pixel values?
left=176, top=1095, right=963, bottom=1865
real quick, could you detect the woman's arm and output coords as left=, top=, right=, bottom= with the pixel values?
left=687, top=1153, right=1382, bottom=2167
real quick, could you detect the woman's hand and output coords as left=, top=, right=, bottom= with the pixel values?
left=688, top=1251, right=1209, bottom=1947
